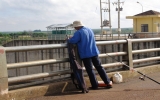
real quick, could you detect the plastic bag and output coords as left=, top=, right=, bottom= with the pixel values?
left=112, top=72, right=123, bottom=83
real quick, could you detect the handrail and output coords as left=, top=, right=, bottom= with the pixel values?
left=5, top=43, right=67, bottom=52
left=0, top=38, right=160, bottom=96
left=7, top=58, right=69, bottom=69
left=131, top=38, right=160, bottom=42
left=132, top=48, right=160, bottom=54
left=8, top=70, right=71, bottom=84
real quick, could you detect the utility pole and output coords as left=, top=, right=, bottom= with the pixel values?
left=108, top=0, right=112, bottom=37
left=100, top=0, right=103, bottom=40
left=112, top=0, right=124, bottom=37
left=100, top=0, right=112, bottom=39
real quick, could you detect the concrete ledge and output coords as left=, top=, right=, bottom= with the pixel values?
left=7, top=81, right=75, bottom=100
left=2, top=64, right=160, bottom=100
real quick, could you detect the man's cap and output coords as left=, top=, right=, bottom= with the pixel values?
left=72, top=20, right=84, bottom=27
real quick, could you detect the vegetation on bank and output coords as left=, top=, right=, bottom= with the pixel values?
left=0, top=33, right=11, bottom=45
left=0, top=31, right=47, bottom=45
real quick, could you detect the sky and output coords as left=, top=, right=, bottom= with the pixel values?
left=0, top=0, right=160, bottom=32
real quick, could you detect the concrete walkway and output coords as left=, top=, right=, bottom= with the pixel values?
left=27, top=71, right=160, bottom=100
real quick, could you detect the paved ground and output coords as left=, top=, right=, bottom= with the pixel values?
left=27, top=72, right=160, bottom=100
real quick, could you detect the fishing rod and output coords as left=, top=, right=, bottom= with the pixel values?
left=106, top=53, right=160, bottom=85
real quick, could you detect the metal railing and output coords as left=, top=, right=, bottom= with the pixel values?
left=0, top=38, right=160, bottom=96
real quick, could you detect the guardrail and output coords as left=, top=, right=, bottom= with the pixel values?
left=0, top=38, right=160, bottom=96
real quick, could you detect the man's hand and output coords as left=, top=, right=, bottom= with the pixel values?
left=65, top=35, right=72, bottom=40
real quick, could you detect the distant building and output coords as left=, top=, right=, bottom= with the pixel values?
left=126, top=10, right=160, bottom=33
left=46, top=23, right=74, bottom=40
left=46, top=23, right=73, bottom=34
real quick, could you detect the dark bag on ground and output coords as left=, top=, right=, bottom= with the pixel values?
left=67, top=41, right=88, bottom=93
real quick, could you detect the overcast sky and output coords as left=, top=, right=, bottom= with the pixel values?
left=0, top=0, right=160, bottom=31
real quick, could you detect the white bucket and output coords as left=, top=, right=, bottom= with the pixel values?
left=112, top=72, right=123, bottom=84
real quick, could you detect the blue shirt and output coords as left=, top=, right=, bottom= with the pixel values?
left=68, top=26, right=99, bottom=59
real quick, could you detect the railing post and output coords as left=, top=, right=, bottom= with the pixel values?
left=0, top=46, right=8, bottom=97
left=123, top=39, right=133, bottom=70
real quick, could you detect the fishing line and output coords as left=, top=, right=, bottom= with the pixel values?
left=106, top=53, right=160, bottom=85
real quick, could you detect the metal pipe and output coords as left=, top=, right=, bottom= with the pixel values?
left=9, top=77, right=71, bottom=90
left=5, top=43, right=67, bottom=52
left=8, top=70, right=71, bottom=84
left=133, top=57, right=160, bottom=63
left=99, top=52, right=127, bottom=58
left=82, top=62, right=126, bottom=70
left=132, top=48, right=160, bottom=54
left=102, top=62, right=125, bottom=68
left=96, top=40, right=127, bottom=45
left=7, top=58, right=69, bottom=69
left=131, top=38, right=160, bottom=43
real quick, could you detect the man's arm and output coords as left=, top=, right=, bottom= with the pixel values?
left=68, top=31, right=80, bottom=44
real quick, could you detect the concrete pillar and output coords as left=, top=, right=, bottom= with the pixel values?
left=123, top=39, right=133, bottom=70
left=0, top=46, right=8, bottom=96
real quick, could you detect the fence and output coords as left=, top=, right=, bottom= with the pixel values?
left=0, top=38, right=160, bottom=96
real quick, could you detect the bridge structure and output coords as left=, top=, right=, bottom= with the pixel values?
left=0, top=38, right=160, bottom=100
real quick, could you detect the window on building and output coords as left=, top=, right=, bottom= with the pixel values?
left=141, top=24, right=148, bottom=32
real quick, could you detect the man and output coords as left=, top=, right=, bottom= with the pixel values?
left=68, top=20, right=112, bottom=89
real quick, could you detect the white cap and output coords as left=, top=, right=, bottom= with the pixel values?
left=72, top=20, right=84, bottom=27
